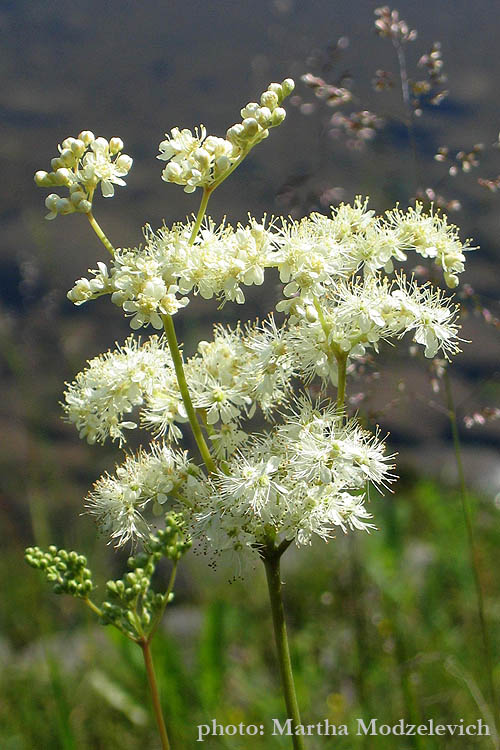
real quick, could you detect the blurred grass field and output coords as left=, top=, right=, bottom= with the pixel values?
left=2, top=473, right=499, bottom=749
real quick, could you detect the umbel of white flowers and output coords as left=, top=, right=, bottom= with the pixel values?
left=35, top=132, right=133, bottom=218
left=36, top=77, right=472, bottom=564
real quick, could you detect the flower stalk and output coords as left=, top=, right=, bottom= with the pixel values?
left=86, top=210, right=116, bottom=256
left=140, top=638, right=171, bottom=750
left=161, top=313, right=217, bottom=474
left=335, top=351, right=348, bottom=418
left=262, top=542, right=305, bottom=750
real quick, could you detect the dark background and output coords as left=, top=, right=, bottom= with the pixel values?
left=2, top=0, right=498, bottom=506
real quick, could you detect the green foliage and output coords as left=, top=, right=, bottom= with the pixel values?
left=100, top=517, right=191, bottom=640
left=10, top=483, right=500, bottom=747
left=24, top=514, right=191, bottom=643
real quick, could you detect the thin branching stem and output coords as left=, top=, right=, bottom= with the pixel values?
left=86, top=211, right=116, bottom=256
left=188, top=187, right=212, bottom=244
left=393, top=40, right=420, bottom=192
left=84, top=598, right=103, bottom=618
left=335, top=352, right=348, bottom=419
left=148, top=562, right=178, bottom=643
left=444, top=370, right=499, bottom=734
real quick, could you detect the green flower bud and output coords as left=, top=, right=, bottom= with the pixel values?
left=444, top=272, right=459, bottom=288
left=60, top=148, right=77, bottom=168
left=56, top=197, right=73, bottom=214
left=226, top=124, right=244, bottom=144
left=281, top=78, right=295, bottom=98
left=109, top=137, right=124, bottom=155
left=214, top=155, right=230, bottom=177
left=78, top=130, right=95, bottom=146
left=240, top=102, right=259, bottom=119
left=255, top=107, right=272, bottom=127
left=45, top=194, right=59, bottom=212
left=54, top=168, right=72, bottom=186
left=71, top=139, right=86, bottom=157
left=260, top=90, right=279, bottom=111
left=267, top=82, right=283, bottom=98
left=242, top=118, right=259, bottom=138
left=271, top=107, right=286, bottom=126
left=34, top=170, right=52, bottom=187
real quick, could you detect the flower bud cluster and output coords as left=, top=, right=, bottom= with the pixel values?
left=158, top=79, right=294, bottom=192
left=374, top=6, right=417, bottom=43
left=34, top=131, right=132, bottom=219
left=100, top=517, right=191, bottom=638
left=25, top=546, right=93, bottom=598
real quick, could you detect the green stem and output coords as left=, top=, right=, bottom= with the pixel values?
left=262, top=545, right=305, bottom=750
left=211, top=148, right=250, bottom=191
left=86, top=211, right=115, bottom=256
left=140, top=638, right=171, bottom=750
left=335, top=352, right=348, bottom=418
left=189, top=187, right=212, bottom=244
left=444, top=371, right=499, bottom=733
left=161, top=313, right=216, bottom=474
left=148, top=562, right=178, bottom=642
left=187, top=148, right=251, bottom=245
left=84, top=598, right=103, bottom=618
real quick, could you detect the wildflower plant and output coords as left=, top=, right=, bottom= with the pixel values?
left=28, top=75, right=473, bottom=749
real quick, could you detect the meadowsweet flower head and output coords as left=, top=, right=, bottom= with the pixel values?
left=384, top=203, right=472, bottom=287
left=62, top=336, right=179, bottom=445
left=187, top=397, right=395, bottom=563
left=41, top=75, right=474, bottom=577
left=86, top=443, right=196, bottom=546
left=35, top=132, right=132, bottom=218
left=284, top=273, right=461, bottom=387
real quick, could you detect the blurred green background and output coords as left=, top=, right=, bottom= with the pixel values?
left=1, top=0, right=499, bottom=747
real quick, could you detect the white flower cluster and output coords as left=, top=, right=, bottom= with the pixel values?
left=63, top=321, right=295, bottom=455
left=47, top=86, right=473, bottom=565
left=158, top=79, right=295, bottom=192
left=189, top=397, right=395, bottom=560
left=275, top=199, right=471, bottom=311
left=34, top=131, right=133, bottom=219
left=384, top=204, right=469, bottom=288
left=64, top=265, right=462, bottom=551
left=86, top=443, right=197, bottom=546
left=67, top=199, right=470, bottom=329
left=67, top=217, right=277, bottom=322
left=62, top=336, right=181, bottom=446
left=286, top=274, right=461, bottom=386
